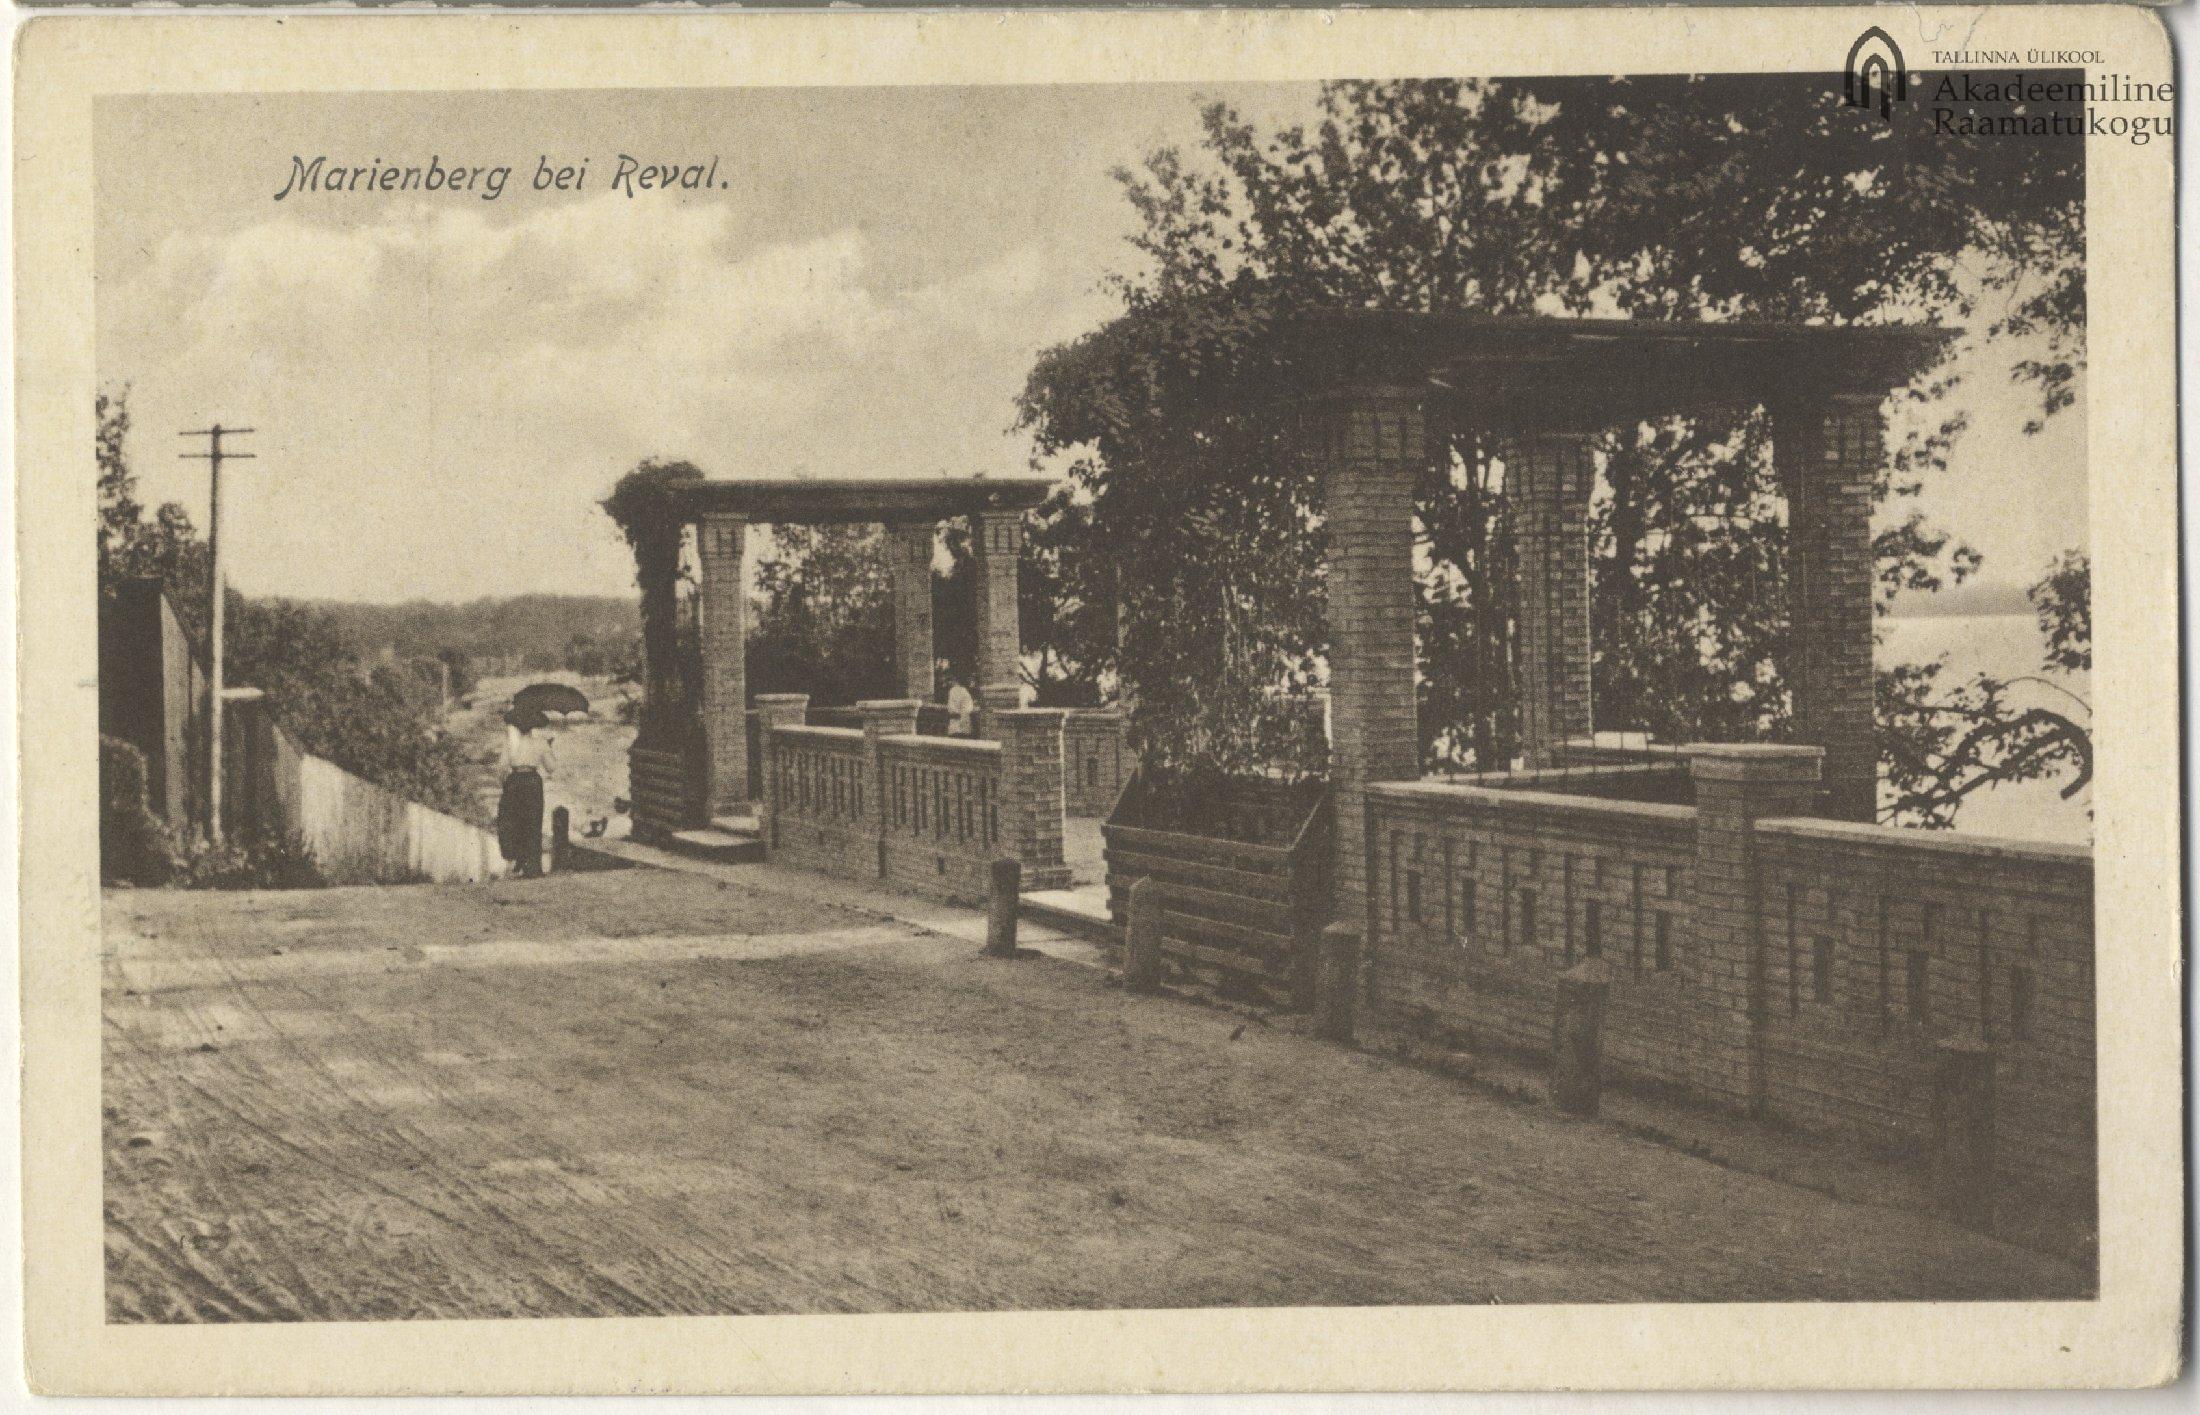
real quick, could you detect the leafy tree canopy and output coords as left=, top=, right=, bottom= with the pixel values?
left=1018, top=76, right=2084, bottom=820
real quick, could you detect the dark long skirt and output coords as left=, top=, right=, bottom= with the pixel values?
left=498, top=767, right=543, bottom=873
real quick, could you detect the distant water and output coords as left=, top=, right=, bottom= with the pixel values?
left=1878, top=613, right=2091, bottom=845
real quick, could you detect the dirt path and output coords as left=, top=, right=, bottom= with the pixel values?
left=103, top=869, right=2086, bottom=1322
left=446, top=673, right=635, bottom=837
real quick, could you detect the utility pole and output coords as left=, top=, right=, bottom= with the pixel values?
left=180, top=425, right=255, bottom=844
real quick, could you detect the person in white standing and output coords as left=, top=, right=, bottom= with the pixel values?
left=498, top=706, right=557, bottom=877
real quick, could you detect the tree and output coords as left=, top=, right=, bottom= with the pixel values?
left=98, top=388, right=212, bottom=644
left=1019, top=76, right=2082, bottom=812
left=746, top=523, right=899, bottom=706
left=97, top=386, right=473, bottom=819
left=932, top=486, right=1115, bottom=707
left=1879, top=550, right=2091, bottom=826
left=225, top=594, right=474, bottom=814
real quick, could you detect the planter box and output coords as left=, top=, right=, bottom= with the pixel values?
left=1102, top=772, right=1331, bottom=1011
left=629, top=738, right=708, bottom=838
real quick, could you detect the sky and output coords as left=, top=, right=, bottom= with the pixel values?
left=95, top=83, right=2086, bottom=610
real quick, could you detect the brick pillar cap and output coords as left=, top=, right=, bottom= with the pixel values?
left=1685, top=742, right=1824, bottom=782
left=754, top=693, right=810, bottom=706
left=991, top=706, right=1066, bottom=721
left=854, top=698, right=923, bottom=712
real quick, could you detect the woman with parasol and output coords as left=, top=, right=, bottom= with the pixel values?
left=497, top=682, right=585, bottom=877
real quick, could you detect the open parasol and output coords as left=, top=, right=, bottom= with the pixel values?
left=510, top=682, right=592, bottom=721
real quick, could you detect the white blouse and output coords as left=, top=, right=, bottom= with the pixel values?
left=504, top=726, right=556, bottom=776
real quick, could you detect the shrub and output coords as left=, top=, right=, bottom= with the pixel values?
left=169, top=832, right=326, bottom=891
left=99, top=735, right=174, bottom=885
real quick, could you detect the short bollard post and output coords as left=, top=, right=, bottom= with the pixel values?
left=550, top=806, right=571, bottom=873
left=1316, top=922, right=1361, bottom=1043
left=984, top=857, right=1022, bottom=958
left=1931, top=1037, right=1998, bottom=1233
left=1124, top=877, right=1165, bottom=993
left=1552, top=960, right=1611, bottom=1116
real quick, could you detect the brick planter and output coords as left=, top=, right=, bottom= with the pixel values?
left=628, top=735, right=708, bottom=839
left=1102, top=772, right=1332, bottom=1010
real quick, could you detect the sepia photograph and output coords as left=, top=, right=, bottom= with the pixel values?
left=19, top=5, right=2182, bottom=1394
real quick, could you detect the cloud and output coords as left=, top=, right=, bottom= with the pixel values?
left=104, top=195, right=1104, bottom=601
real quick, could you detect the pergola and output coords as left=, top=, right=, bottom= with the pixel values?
left=1281, top=309, right=1951, bottom=921
left=618, top=475, right=1054, bottom=826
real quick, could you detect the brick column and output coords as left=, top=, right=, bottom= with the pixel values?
left=1775, top=395, right=1881, bottom=822
left=886, top=523, right=937, bottom=702
left=1509, top=432, right=1596, bottom=765
left=993, top=707, right=1071, bottom=891
left=1311, top=386, right=1427, bottom=932
left=971, top=510, right=1024, bottom=731
left=696, top=513, right=749, bottom=817
left=1687, top=742, right=1823, bottom=1115
left=752, top=692, right=807, bottom=854
left=859, top=699, right=920, bottom=878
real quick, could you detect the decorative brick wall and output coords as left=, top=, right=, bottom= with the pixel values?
left=879, top=735, right=1005, bottom=904
left=1508, top=433, right=1595, bottom=765
left=1061, top=708, right=1130, bottom=817
left=1365, top=780, right=1701, bottom=1090
left=764, top=703, right=1069, bottom=904
left=763, top=725, right=870, bottom=880
left=1777, top=396, right=1880, bottom=822
left=1359, top=745, right=2095, bottom=1199
left=1752, top=819, right=2094, bottom=1197
left=1310, top=388, right=1427, bottom=933
left=695, top=512, right=749, bottom=816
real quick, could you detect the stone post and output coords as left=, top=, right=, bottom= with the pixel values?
left=886, top=523, right=938, bottom=703
left=1309, top=387, right=1427, bottom=937
left=1774, top=395, right=1881, bottom=822
left=1552, top=958, right=1612, bottom=1116
left=858, top=698, right=920, bottom=878
left=752, top=692, right=808, bottom=855
left=972, top=510, right=1024, bottom=734
left=1686, top=742, right=1823, bottom=1115
left=992, top=707, right=1072, bottom=891
left=1316, top=922, right=1363, bottom=1043
left=1509, top=432, right=1597, bottom=766
left=985, top=857, right=1023, bottom=957
left=696, top=513, right=750, bottom=817
left=1125, top=876, right=1165, bottom=993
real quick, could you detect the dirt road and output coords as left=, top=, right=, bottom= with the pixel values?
left=103, top=867, right=2086, bottom=1322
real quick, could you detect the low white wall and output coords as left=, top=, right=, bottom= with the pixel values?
left=291, top=751, right=507, bottom=885
left=229, top=697, right=507, bottom=885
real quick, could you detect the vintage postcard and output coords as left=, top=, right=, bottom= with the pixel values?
left=16, top=5, right=2182, bottom=1394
